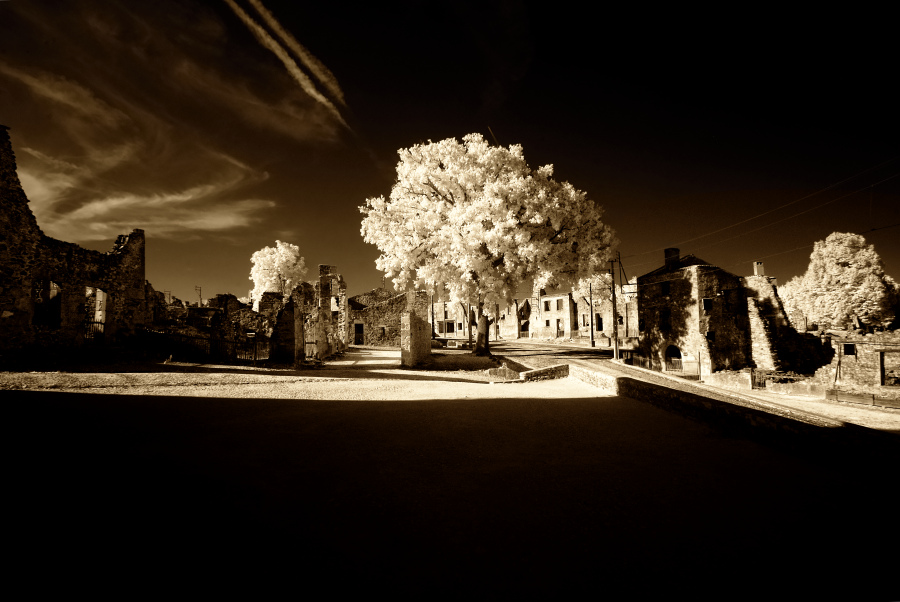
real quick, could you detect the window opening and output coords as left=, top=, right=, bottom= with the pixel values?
left=33, top=280, right=62, bottom=328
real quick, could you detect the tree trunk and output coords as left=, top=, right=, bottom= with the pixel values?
left=474, top=307, right=490, bottom=356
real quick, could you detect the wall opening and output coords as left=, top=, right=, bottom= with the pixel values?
left=84, top=287, right=107, bottom=343
left=665, top=345, right=682, bottom=371
left=32, top=279, right=62, bottom=328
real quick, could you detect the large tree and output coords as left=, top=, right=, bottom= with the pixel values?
left=360, top=133, right=617, bottom=355
left=248, top=240, right=307, bottom=311
left=779, top=232, right=897, bottom=329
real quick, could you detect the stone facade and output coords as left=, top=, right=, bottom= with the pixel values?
left=497, top=298, right=531, bottom=339
left=636, top=249, right=833, bottom=375
left=431, top=300, right=477, bottom=341
left=812, top=331, right=900, bottom=390
left=571, top=296, right=639, bottom=345
left=0, top=125, right=149, bottom=359
left=530, top=289, right=578, bottom=338
left=637, top=249, right=753, bottom=374
left=348, top=288, right=406, bottom=346
left=271, top=265, right=348, bottom=364
left=348, top=287, right=430, bottom=346
left=494, top=288, right=637, bottom=343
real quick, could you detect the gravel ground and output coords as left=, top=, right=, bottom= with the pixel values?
left=0, top=346, right=598, bottom=400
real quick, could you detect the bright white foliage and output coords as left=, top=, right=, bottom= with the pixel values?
left=779, top=232, right=896, bottom=328
left=248, top=240, right=307, bottom=311
left=573, top=273, right=635, bottom=311
left=360, top=134, right=617, bottom=315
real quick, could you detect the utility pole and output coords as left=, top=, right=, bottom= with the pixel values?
left=589, top=282, right=595, bottom=347
left=609, top=259, right=619, bottom=360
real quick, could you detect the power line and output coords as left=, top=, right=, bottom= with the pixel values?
left=687, top=172, right=900, bottom=256
left=623, top=155, right=900, bottom=259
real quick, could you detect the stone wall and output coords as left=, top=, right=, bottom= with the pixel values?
left=349, top=290, right=407, bottom=346
left=432, top=300, right=476, bottom=340
left=635, top=251, right=833, bottom=376
left=1, top=125, right=149, bottom=359
left=530, top=290, right=577, bottom=338
left=813, top=331, right=900, bottom=390
left=272, top=267, right=348, bottom=364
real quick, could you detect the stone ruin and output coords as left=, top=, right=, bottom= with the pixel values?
left=0, top=125, right=151, bottom=360
left=270, top=264, right=349, bottom=364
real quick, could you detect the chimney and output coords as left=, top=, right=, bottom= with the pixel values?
left=664, top=248, right=680, bottom=269
left=753, top=261, right=764, bottom=276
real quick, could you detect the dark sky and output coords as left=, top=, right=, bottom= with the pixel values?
left=2, top=0, right=897, bottom=302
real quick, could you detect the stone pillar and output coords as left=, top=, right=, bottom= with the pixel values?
left=401, top=291, right=431, bottom=367
left=292, top=282, right=316, bottom=364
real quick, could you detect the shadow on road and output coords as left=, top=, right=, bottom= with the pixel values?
left=7, top=389, right=895, bottom=598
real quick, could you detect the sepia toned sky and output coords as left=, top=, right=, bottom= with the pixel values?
left=2, top=0, right=897, bottom=302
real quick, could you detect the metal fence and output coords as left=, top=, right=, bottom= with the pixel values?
left=83, top=320, right=106, bottom=344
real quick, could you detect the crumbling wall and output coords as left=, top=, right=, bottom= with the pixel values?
left=1, top=125, right=149, bottom=359
left=273, top=266, right=347, bottom=364
left=531, top=291, right=577, bottom=338
left=348, top=288, right=409, bottom=346
left=813, top=331, right=900, bottom=390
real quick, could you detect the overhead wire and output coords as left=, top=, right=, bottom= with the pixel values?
left=622, top=155, right=900, bottom=260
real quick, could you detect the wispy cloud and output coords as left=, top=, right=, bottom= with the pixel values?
left=27, top=165, right=276, bottom=242
left=0, top=61, right=128, bottom=130
left=222, top=0, right=350, bottom=132
left=0, top=1, right=338, bottom=247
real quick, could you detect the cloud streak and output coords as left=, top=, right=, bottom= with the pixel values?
left=222, top=0, right=350, bottom=132
left=246, top=0, right=346, bottom=106
left=24, top=162, right=276, bottom=242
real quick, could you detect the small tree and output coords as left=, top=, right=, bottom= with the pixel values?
left=360, top=133, right=617, bottom=355
left=780, top=232, right=896, bottom=329
left=249, top=240, right=307, bottom=311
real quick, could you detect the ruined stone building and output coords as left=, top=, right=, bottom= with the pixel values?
left=270, top=264, right=349, bottom=363
left=811, top=331, right=900, bottom=391
left=0, top=125, right=150, bottom=358
left=495, top=285, right=637, bottom=344
left=347, top=287, right=410, bottom=346
left=636, top=249, right=830, bottom=375
left=431, top=300, right=479, bottom=342
left=498, top=298, right=532, bottom=338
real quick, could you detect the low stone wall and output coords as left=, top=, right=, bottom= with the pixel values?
left=520, top=364, right=569, bottom=381
left=568, top=365, right=619, bottom=393
left=562, top=362, right=896, bottom=453
left=703, top=370, right=752, bottom=391
left=766, top=382, right=826, bottom=397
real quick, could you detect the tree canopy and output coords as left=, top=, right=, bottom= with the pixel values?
left=248, top=240, right=307, bottom=311
left=779, top=232, right=898, bottom=329
left=360, top=133, right=617, bottom=353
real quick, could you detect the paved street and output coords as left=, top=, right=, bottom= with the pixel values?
left=7, top=373, right=896, bottom=598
